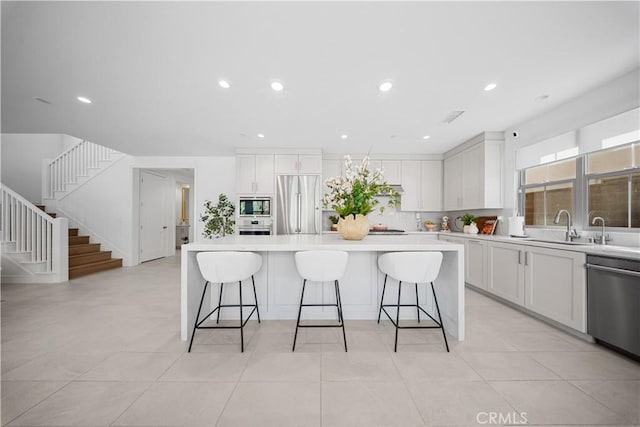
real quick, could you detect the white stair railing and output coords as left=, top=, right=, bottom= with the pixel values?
left=1, top=184, right=68, bottom=281
left=47, top=140, right=121, bottom=198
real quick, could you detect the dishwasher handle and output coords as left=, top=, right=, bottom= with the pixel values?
left=586, top=263, right=640, bottom=278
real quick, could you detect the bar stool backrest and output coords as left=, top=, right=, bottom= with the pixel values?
left=295, top=250, right=349, bottom=282
left=378, top=252, right=443, bottom=283
left=196, top=251, right=262, bottom=283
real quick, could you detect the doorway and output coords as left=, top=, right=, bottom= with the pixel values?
left=139, top=170, right=169, bottom=262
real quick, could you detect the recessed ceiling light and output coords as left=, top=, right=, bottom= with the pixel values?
left=535, top=94, right=550, bottom=101
left=218, top=80, right=230, bottom=89
left=341, top=134, right=348, bottom=139
left=484, top=83, right=497, bottom=91
left=77, top=96, right=92, bottom=104
left=422, top=135, right=431, bottom=140
left=257, top=133, right=265, bottom=138
left=378, top=81, right=393, bottom=92
left=33, top=97, right=51, bottom=105
left=270, top=81, right=284, bottom=91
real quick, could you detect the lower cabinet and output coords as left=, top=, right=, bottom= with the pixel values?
left=486, top=241, right=586, bottom=332
left=465, top=239, right=487, bottom=291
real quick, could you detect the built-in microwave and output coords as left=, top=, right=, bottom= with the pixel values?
left=239, top=197, right=271, bottom=217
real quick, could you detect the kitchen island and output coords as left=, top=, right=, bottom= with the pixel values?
left=180, top=234, right=465, bottom=343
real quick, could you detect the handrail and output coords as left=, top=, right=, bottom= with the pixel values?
left=47, top=140, right=121, bottom=198
left=1, top=184, right=68, bottom=280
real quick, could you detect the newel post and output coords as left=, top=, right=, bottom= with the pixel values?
left=52, top=217, right=69, bottom=282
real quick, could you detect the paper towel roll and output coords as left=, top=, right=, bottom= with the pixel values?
left=508, top=216, right=525, bottom=236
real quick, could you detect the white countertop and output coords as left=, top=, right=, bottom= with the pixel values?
left=184, top=233, right=463, bottom=252
left=438, top=232, right=640, bottom=260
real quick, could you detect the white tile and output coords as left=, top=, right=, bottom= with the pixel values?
left=459, top=352, right=561, bottom=380
left=490, top=380, right=626, bottom=425
left=217, top=382, right=321, bottom=427
left=7, top=381, right=150, bottom=426
left=79, top=352, right=181, bottom=381
left=322, top=352, right=401, bottom=381
left=571, top=380, right=640, bottom=424
left=531, top=351, right=640, bottom=380
left=1, top=381, right=68, bottom=425
left=159, top=352, right=249, bottom=382
left=2, top=352, right=111, bottom=381
left=392, top=352, right=482, bottom=382
left=241, top=352, right=321, bottom=382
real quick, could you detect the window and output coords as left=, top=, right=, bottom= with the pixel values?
left=586, top=143, right=639, bottom=228
left=521, top=159, right=576, bottom=226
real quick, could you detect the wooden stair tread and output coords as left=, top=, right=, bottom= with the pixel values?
left=69, top=235, right=90, bottom=245
left=69, top=251, right=112, bottom=267
left=69, top=258, right=122, bottom=279
left=69, top=243, right=101, bottom=255
left=68, top=228, right=79, bottom=237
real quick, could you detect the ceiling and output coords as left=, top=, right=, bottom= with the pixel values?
left=2, top=1, right=639, bottom=156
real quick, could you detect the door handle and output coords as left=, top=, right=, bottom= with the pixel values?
left=524, top=251, right=528, bottom=266
left=163, top=226, right=168, bottom=229
left=518, top=250, right=522, bottom=265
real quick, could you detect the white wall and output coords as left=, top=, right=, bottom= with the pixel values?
left=1, top=134, right=66, bottom=203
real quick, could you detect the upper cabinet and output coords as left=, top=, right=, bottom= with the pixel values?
left=322, top=159, right=342, bottom=206
left=400, top=160, right=442, bottom=211
left=236, top=154, right=274, bottom=195
left=275, top=154, right=322, bottom=174
left=444, top=136, right=504, bottom=210
left=369, top=160, right=402, bottom=185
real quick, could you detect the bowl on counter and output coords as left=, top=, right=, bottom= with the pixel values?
left=372, top=223, right=388, bottom=231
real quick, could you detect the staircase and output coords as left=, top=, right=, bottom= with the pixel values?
left=36, top=205, right=123, bottom=279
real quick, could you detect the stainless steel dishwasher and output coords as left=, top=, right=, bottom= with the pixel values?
left=586, top=255, right=640, bottom=360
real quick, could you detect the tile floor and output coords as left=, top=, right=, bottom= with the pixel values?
left=1, top=254, right=639, bottom=426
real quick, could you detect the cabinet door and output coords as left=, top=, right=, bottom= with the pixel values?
left=274, top=154, right=299, bottom=174
left=298, top=155, right=322, bottom=174
left=400, top=160, right=420, bottom=211
left=524, top=247, right=586, bottom=332
left=487, top=242, right=524, bottom=305
left=254, top=155, right=274, bottom=194
left=381, top=160, right=402, bottom=184
left=236, top=155, right=256, bottom=194
left=443, top=154, right=462, bottom=210
left=420, top=161, right=442, bottom=211
left=462, top=144, right=484, bottom=209
left=466, top=239, right=486, bottom=290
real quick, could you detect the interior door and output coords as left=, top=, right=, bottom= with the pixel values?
left=140, top=170, right=168, bottom=262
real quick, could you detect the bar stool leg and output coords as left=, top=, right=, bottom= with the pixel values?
left=252, top=275, right=261, bottom=323
left=394, top=280, right=402, bottom=352
left=415, top=283, right=420, bottom=323
left=378, top=274, right=388, bottom=323
left=335, top=280, right=347, bottom=352
left=239, top=280, right=244, bottom=352
left=216, top=283, right=224, bottom=324
left=431, top=281, right=449, bottom=352
left=292, top=279, right=307, bottom=352
left=188, top=281, right=209, bottom=353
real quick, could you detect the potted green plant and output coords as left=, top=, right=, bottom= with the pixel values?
left=328, top=215, right=339, bottom=231
left=201, top=194, right=236, bottom=238
left=323, top=155, right=400, bottom=240
left=459, top=213, right=476, bottom=234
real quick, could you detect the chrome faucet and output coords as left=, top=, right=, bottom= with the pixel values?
left=592, top=216, right=608, bottom=245
left=554, top=209, right=580, bottom=241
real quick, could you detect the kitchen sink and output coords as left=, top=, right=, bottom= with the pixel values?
left=526, top=239, right=592, bottom=246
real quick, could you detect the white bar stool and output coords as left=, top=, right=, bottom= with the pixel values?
left=377, top=251, right=449, bottom=352
left=293, top=250, right=349, bottom=352
left=188, top=251, right=262, bottom=352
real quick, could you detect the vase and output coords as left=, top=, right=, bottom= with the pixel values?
left=469, top=222, right=479, bottom=234
left=337, top=214, right=369, bottom=240
left=463, top=225, right=470, bottom=234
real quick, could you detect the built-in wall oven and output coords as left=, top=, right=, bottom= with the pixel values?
left=238, top=197, right=272, bottom=235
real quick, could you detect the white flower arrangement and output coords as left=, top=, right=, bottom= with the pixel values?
left=323, top=155, right=400, bottom=218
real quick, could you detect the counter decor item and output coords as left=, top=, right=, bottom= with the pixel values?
left=508, top=216, right=526, bottom=237
left=440, top=216, right=450, bottom=232
left=329, top=215, right=339, bottom=231
left=476, top=216, right=498, bottom=235
left=200, top=194, right=236, bottom=238
left=323, top=155, right=400, bottom=240
left=458, top=213, right=476, bottom=234
left=424, top=220, right=437, bottom=232
left=469, top=222, right=479, bottom=234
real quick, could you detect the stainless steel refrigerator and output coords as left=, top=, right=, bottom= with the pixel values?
left=276, top=175, right=321, bottom=235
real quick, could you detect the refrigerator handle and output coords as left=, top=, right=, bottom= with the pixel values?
left=296, top=192, right=302, bottom=233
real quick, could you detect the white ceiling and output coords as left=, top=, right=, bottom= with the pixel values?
left=2, top=1, right=639, bottom=156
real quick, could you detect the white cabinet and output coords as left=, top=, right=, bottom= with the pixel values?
left=275, top=154, right=322, bottom=174
left=443, top=138, right=503, bottom=210
left=486, top=240, right=587, bottom=332
left=400, top=160, right=442, bottom=211
left=370, top=160, right=402, bottom=184
left=487, top=241, right=525, bottom=305
left=237, top=154, right=274, bottom=194
left=524, top=246, right=586, bottom=332
left=444, top=154, right=462, bottom=210
left=465, top=238, right=487, bottom=290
